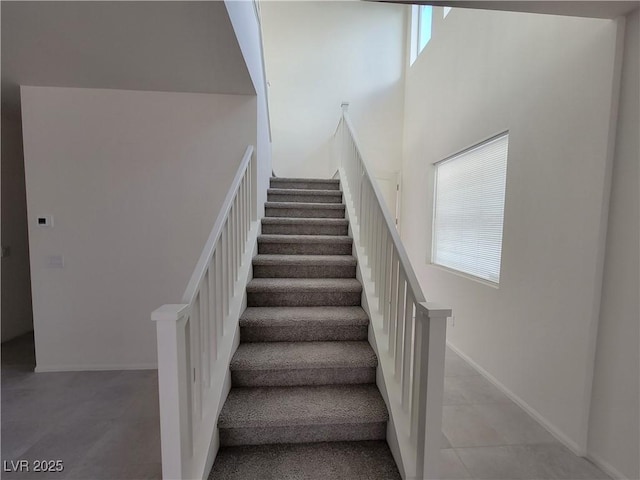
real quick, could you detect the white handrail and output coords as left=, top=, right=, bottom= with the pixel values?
left=152, top=145, right=259, bottom=480
left=335, top=109, right=450, bottom=479
left=342, top=114, right=425, bottom=303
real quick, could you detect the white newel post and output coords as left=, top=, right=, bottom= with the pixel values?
left=152, top=304, right=191, bottom=480
left=415, top=302, right=450, bottom=480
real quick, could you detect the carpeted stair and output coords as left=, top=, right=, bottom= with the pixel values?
left=210, top=177, right=401, bottom=479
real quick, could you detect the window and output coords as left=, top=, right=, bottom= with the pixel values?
left=410, top=5, right=432, bottom=64
left=432, top=133, right=509, bottom=284
left=418, top=5, right=432, bottom=53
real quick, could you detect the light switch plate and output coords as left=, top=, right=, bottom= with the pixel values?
left=37, top=215, right=53, bottom=227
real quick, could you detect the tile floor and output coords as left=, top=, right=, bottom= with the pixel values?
left=2, top=333, right=610, bottom=479
left=438, top=347, right=610, bottom=480
left=1, top=333, right=161, bottom=479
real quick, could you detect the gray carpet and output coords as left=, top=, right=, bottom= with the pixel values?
left=211, top=177, right=400, bottom=478
left=209, top=441, right=401, bottom=480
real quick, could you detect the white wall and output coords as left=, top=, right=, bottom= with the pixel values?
left=588, top=9, right=639, bottom=480
left=260, top=1, right=406, bottom=179
left=225, top=0, right=273, bottom=218
left=401, top=8, right=620, bottom=453
left=1, top=1, right=256, bottom=346
left=21, top=86, right=257, bottom=371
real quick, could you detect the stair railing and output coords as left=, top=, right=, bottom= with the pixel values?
left=152, top=146, right=258, bottom=480
left=335, top=106, right=451, bottom=479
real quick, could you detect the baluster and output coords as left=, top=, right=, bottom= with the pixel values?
left=358, top=166, right=363, bottom=226
left=236, top=192, right=244, bottom=270
left=236, top=194, right=241, bottom=276
left=376, top=213, right=385, bottom=302
left=239, top=179, right=244, bottom=256
left=236, top=193, right=244, bottom=270
left=366, top=182, right=373, bottom=256
left=388, top=250, right=399, bottom=355
left=352, top=140, right=357, bottom=179
left=210, top=251, right=219, bottom=359
left=221, top=223, right=226, bottom=318
left=395, top=272, right=406, bottom=380
left=191, top=293, right=202, bottom=421
left=226, top=220, right=232, bottom=317
left=379, top=230, right=389, bottom=319
left=244, top=174, right=249, bottom=247
left=358, top=176, right=369, bottom=249
left=250, top=161, right=254, bottom=222
left=402, top=291, right=414, bottom=411
left=245, top=175, right=249, bottom=249
left=235, top=197, right=240, bottom=280
left=232, top=201, right=238, bottom=285
left=200, top=274, right=210, bottom=389
left=215, top=245, right=224, bottom=337
left=361, top=179, right=367, bottom=252
left=357, top=161, right=362, bottom=220
left=370, top=205, right=378, bottom=273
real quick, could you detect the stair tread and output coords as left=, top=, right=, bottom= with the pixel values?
left=247, top=278, right=361, bottom=292
left=266, top=202, right=345, bottom=209
left=258, top=234, right=352, bottom=244
left=262, top=217, right=349, bottom=225
left=261, top=218, right=348, bottom=227
left=240, top=306, right=369, bottom=327
left=218, top=384, right=388, bottom=429
left=210, top=441, right=401, bottom=480
left=271, top=177, right=340, bottom=184
left=231, top=341, right=377, bottom=371
left=268, top=188, right=342, bottom=196
left=253, top=254, right=356, bottom=266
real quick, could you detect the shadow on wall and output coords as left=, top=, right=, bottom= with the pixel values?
left=1, top=108, right=34, bottom=343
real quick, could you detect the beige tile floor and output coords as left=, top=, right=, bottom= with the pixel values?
left=2, top=333, right=610, bottom=479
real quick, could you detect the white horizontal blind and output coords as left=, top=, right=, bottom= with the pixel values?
left=432, top=133, right=508, bottom=283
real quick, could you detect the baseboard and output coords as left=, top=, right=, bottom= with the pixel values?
left=34, top=363, right=157, bottom=372
left=446, top=341, right=584, bottom=456
left=586, top=451, right=628, bottom=480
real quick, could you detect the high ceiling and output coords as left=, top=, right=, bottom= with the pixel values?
left=1, top=1, right=255, bottom=116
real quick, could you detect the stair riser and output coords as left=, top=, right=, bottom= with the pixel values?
left=247, top=291, right=361, bottom=307
left=231, top=367, right=375, bottom=387
left=267, top=193, right=342, bottom=204
left=261, top=223, right=348, bottom=236
left=240, top=325, right=368, bottom=343
left=270, top=180, right=340, bottom=191
left=265, top=207, right=345, bottom=219
left=253, top=264, right=356, bottom=278
left=258, top=243, right=352, bottom=255
left=219, top=422, right=386, bottom=446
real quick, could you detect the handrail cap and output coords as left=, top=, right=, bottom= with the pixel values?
left=152, top=304, right=190, bottom=322
left=417, top=302, right=452, bottom=319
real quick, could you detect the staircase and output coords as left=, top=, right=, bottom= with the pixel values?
left=210, top=178, right=401, bottom=479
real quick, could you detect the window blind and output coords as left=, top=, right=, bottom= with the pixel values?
left=432, top=133, right=508, bottom=283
